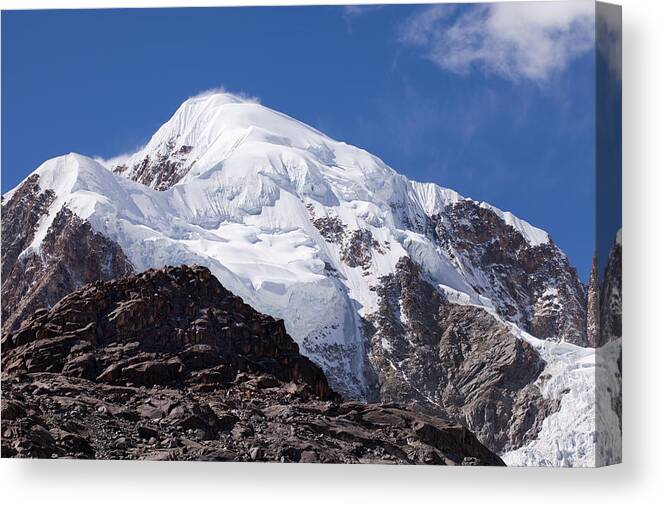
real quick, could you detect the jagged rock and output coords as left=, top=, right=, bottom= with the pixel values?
left=340, top=229, right=384, bottom=271
left=312, top=215, right=346, bottom=244
left=587, top=255, right=601, bottom=347
left=1, top=181, right=134, bottom=333
left=114, top=138, right=193, bottom=191
left=0, top=265, right=503, bottom=465
left=599, top=235, right=622, bottom=346
left=2, top=265, right=335, bottom=400
left=1, top=174, right=55, bottom=281
left=429, top=200, right=588, bottom=345
left=1, top=370, right=503, bottom=464
left=364, top=257, right=557, bottom=454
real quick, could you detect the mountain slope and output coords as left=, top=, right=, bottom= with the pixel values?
left=2, top=265, right=503, bottom=465
left=2, top=92, right=601, bottom=464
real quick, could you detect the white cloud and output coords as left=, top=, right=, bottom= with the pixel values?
left=343, top=5, right=384, bottom=18
left=94, top=152, right=135, bottom=170
left=399, top=5, right=455, bottom=46
left=188, top=86, right=261, bottom=104
left=342, top=5, right=385, bottom=32
left=399, top=1, right=595, bottom=82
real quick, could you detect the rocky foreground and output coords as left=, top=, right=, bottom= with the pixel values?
left=1, top=265, right=503, bottom=465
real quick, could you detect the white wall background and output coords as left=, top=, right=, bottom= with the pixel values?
left=1, top=0, right=658, bottom=505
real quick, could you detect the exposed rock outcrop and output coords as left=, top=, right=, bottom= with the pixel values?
left=341, top=229, right=384, bottom=272
left=429, top=200, right=588, bottom=346
left=587, top=255, right=601, bottom=347
left=364, top=257, right=557, bottom=454
left=1, top=174, right=55, bottom=281
left=1, top=373, right=503, bottom=465
left=599, top=235, right=622, bottom=346
left=311, top=215, right=346, bottom=244
left=1, top=176, right=134, bottom=333
left=1, top=265, right=503, bottom=465
left=2, top=265, right=334, bottom=399
left=114, top=138, right=193, bottom=190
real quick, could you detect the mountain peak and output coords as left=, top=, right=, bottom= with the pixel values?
left=111, top=90, right=347, bottom=191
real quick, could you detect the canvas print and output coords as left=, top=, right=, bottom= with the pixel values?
left=0, top=1, right=621, bottom=467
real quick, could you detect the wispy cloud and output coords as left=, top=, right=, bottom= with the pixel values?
left=399, top=1, right=595, bottom=82
left=398, top=4, right=455, bottom=46
left=188, top=86, right=261, bottom=104
left=342, top=4, right=384, bottom=32
left=343, top=5, right=384, bottom=19
left=94, top=151, right=135, bottom=170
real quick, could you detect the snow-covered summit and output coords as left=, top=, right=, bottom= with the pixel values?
left=108, top=91, right=548, bottom=244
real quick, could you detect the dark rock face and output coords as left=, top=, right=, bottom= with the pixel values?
left=307, top=204, right=389, bottom=277
left=341, top=229, right=384, bottom=272
left=364, top=257, right=557, bottom=454
left=307, top=203, right=391, bottom=276
left=587, top=255, right=601, bottom=347
left=311, top=215, right=346, bottom=244
left=114, top=139, right=193, bottom=191
left=2, top=265, right=335, bottom=400
left=599, top=237, right=622, bottom=346
left=1, top=265, right=503, bottom=465
left=1, top=175, right=55, bottom=282
left=429, top=200, right=588, bottom=346
left=1, top=177, right=134, bottom=333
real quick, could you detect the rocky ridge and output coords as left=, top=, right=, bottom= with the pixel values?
left=428, top=200, right=587, bottom=346
left=587, top=255, right=601, bottom=347
left=114, top=138, right=193, bottom=191
left=1, top=175, right=134, bottom=333
left=363, top=257, right=558, bottom=454
left=1, top=265, right=503, bottom=465
left=599, top=234, right=622, bottom=346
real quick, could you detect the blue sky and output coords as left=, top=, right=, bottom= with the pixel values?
left=2, top=4, right=599, bottom=279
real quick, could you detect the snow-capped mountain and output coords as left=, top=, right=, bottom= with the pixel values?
left=1, top=92, right=613, bottom=465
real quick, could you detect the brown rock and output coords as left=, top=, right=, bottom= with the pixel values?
left=365, top=257, right=556, bottom=454
left=1, top=265, right=504, bottom=466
